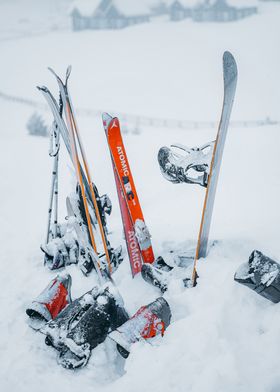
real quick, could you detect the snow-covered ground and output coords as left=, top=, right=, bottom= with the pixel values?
left=0, top=1, right=280, bottom=391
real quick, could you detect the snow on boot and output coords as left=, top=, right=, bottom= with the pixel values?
left=42, top=287, right=98, bottom=350
left=235, top=250, right=280, bottom=303
left=57, top=288, right=128, bottom=369
left=141, top=264, right=170, bottom=293
left=26, top=274, right=72, bottom=329
left=154, top=256, right=174, bottom=272
left=41, top=222, right=79, bottom=270
left=158, top=142, right=214, bottom=187
left=142, top=263, right=193, bottom=292
left=109, top=297, right=171, bottom=358
left=44, top=286, right=129, bottom=369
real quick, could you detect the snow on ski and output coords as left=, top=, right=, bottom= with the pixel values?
left=37, top=85, right=97, bottom=228
left=192, top=51, right=238, bottom=285
left=103, top=113, right=154, bottom=270
left=40, top=68, right=113, bottom=275
left=66, top=196, right=104, bottom=283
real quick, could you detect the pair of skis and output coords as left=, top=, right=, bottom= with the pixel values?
left=103, top=115, right=154, bottom=277
left=39, top=67, right=112, bottom=283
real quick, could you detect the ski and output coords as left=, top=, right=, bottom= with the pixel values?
left=38, top=71, right=115, bottom=272
left=37, top=85, right=97, bottom=228
left=48, top=67, right=112, bottom=274
left=192, top=51, right=238, bottom=285
left=66, top=196, right=105, bottom=282
left=103, top=113, right=153, bottom=273
left=103, top=112, right=142, bottom=276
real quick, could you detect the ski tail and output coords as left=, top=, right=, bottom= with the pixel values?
left=192, top=51, right=238, bottom=286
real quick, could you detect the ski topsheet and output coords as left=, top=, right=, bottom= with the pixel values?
left=192, top=51, right=238, bottom=285
left=103, top=113, right=154, bottom=274
left=113, top=166, right=142, bottom=276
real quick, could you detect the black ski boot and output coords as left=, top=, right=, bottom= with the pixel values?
left=42, top=287, right=99, bottom=349
left=235, top=250, right=280, bottom=303
left=141, top=264, right=170, bottom=293
left=141, top=260, right=193, bottom=293
left=43, top=286, right=129, bottom=369
left=154, top=256, right=174, bottom=272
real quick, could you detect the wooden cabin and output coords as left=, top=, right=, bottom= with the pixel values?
left=71, top=0, right=151, bottom=31
left=169, top=1, right=201, bottom=21
left=192, top=0, right=257, bottom=22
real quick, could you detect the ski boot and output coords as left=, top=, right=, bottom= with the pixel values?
left=26, top=274, right=72, bottom=329
left=141, top=256, right=193, bottom=293
left=43, top=286, right=129, bottom=369
left=158, top=142, right=214, bottom=187
left=101, top=245, right=123, bottom=274
left=154, top=255, right=174, bottom=272
left=141, top=264, right=170, bottom=293
left=42, top=287, right=98, bottom=350
left=41, top=222, right=79, bottom=270
left=109, top=297, right=172, bottom=358
left=235, top=250, right=280, bottom=303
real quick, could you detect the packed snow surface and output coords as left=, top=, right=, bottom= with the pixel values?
left=0, top=1, right=280, bottom=392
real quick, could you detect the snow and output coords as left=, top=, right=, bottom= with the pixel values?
left=0, top=0, right=280, bottom=391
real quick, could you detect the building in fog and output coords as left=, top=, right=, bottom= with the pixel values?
left=168, top=0, right=257, bottom=22
left=71, top=0, right=151, bottom=31
left=169, top=1, right=193, bottom=21
left=192, top=0, right=258, bottom=22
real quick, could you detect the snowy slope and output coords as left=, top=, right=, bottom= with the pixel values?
left=0, top=1, right=280, bottom=391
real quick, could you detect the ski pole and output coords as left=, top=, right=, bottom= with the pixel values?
left=46, top=122, right=59, bottom=243
left=46, top=96, right=62, bottom=243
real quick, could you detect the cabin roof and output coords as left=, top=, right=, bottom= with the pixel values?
left=70, top=0, right=152, bottom=17
left=207, top=0, right=258, bottom=7
left=168, top=0, right=202, bottom=7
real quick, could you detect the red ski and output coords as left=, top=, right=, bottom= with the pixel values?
left=113, top=165, right=142, bottom=276
left=103, top=113, right=154, bottom=273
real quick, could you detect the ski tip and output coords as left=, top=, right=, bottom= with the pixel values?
left=102, top=112, right=113, bottom=129
left=48, top=67, right=63, bottom=84
left=223, top=51, right=238, bottom=85
left=66, top=65, right=72, bottom=80
left=47, top=66, right=56, bottom=75
left=36, top=85, right=48, bottom=92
